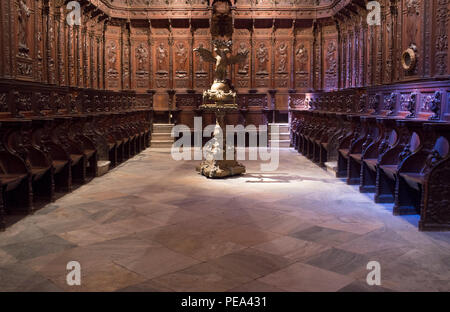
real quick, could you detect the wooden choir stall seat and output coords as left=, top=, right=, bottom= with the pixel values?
left=0, top=86, right=152, bottom=231
left=290, top=87, right=450, bottom=232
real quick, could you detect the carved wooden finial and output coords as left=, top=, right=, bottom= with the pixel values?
left=429, top=91, right=442, bottom=121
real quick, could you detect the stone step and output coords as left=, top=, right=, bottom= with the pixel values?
left=151, top=124, right=175, bottom=146
left=268, top=124, right=290, bottom=133
left=269, top=133, right=290, bottom=140
left=150, top=138, right=174, bottom=142
left=152, top=129, right=173, bottom=133
left=152, top=131, right=173, bottom=136
left=152, top=129, right=173, bottom=134
left=269, top=124, right=289, bottom=129
left=269, top=130, right=290, bottom=135
left=153, top=124, right=175, bottom=132
left=268, top=123, right=289, bottom=126
left=151, top=140, right=174, bottom=148
left=269, top=131, right=290, bottom=134
left=268, top=140, right=291, bottom=148
left=152, top=133, right=174, bottom=140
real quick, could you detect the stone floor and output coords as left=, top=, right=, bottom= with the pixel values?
left=0, top=148, right=449, bottom=292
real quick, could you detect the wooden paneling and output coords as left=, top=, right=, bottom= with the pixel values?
left=0, top=0, right=447, bottom=121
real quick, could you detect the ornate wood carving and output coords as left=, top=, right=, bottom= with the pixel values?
left=429, top=91, right=442, bottom=120
left=435, top=0, right=449, bottom=76
left=155, top=41, right=169, bottom=88
left=325, top=40, right=337, bottom=89
left=106, top=40, right=119, bottom=88
left=0, top=0, right=447, bottom=124
left=136, top=42, right=149, bottom=88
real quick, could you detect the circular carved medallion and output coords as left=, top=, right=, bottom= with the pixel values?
left=401, top=48, right=417, bottom=71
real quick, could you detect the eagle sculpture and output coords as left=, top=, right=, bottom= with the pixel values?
left=194, top=40, right=249, bottom=82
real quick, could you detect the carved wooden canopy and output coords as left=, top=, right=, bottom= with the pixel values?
left=74, top=0, right=358, bottom=21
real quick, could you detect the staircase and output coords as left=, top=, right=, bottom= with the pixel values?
left=268, top=123, right=291, bottom=148
left=150, top=124, right=175, bottom=148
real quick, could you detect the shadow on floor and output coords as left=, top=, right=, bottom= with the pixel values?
left=242, top=172, right=341, bottom=184
left=2, top=183, right=85, bottom=231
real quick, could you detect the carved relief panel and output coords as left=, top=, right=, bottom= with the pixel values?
left=401, top=0, right=421, bottom=78
left=275, top=32, right=290, bottom=89
left=14, top=90, right=32, bottom=116
left=0, top=0, right=448, bottom=120
left=346, top=27, right=354, bottom=88
left=35, top=0, right=45, bottom=83
left=135, top=42, right=149, bottom=88
left=366, top=24, right=374, bottom=86
left=234, top=41, right=251, bottom=88
left=105, top=39, right=119, bottom=89
left=289, top=93, right=308, bottom=110
left=193, top=41, right=210, bottom=89
left=15, top=0, right=34, bottom=80
left=384, top=9, right=393, bottom=84
left=193, top=28, right=211, bottom=90
left=234, top=28, right=251, bottom=89
left=0, top=90, right=9, bottom=114
left=131, top=25, right=150, bottom=91
left=294, top=26, right=313, bottom=90
left=434, top=0, right=449, bottom=77
left=122, top=26, right=131, bottom=90
left=152, top=27, right=170, bottom=90
left=254, top=39, right=271, bottom=88
left=81, top=24, right=89, bottom=87
left=17, top=0, right=32, bottom=57
left=295, top=43, right=309, bottom=74
left=323, top=21, right=338, bottom=92
left=67, top=24, right=75, bottom=86
left=1, top=1, right=10, bottom=77
left=422, top=91, right=442, bottom=119
left=322, top=23, right=338, bottom=91
left=105, top=24, right=121, bottom=90
left=173, top=34, right=190, bottom=89
left=399, top=92, right=417, bottom=118
left=95, top=22, right=105, bottom=89
left=324, top=39, right=338, bottom=90
left=87, top=21, right=96, bottom=89
left=358, top=16, right=367, bottom=87
left=313, top=23, right=323, bottom=90
left=75, top=25, right=83, bottom=86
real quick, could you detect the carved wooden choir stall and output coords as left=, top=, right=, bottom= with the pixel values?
left=0, top=0, right=449, bottom=231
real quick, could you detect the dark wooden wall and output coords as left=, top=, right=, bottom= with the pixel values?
left=0, top=0, right=449, bottom=231
left=0, top=0, right=449, bottom=124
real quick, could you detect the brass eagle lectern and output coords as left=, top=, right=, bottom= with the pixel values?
left=194, top=0, right=248, bottom=178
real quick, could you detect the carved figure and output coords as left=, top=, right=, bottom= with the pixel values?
left=237, top=42, right=249, bottom=74
left=278, top=42, right=288, bottom=72
left=157, top=43, right=167, bottom=72
left=176, top=42, right=187, bottom=70
left=256, top=43, right=268, bottom=73
left=18, top=0, right=31, bottom=53
left=136, top=43, right=148, bottom=72
left=326, top=41, right=337, bottom=74
left=194, top=40, right=248, bottom=82
left=296, top=44, right=308, bottom=72
left=429, top=91, right=442, bottom=120
left=196, top=43, right=206, bottom=72
left=107, top=42, right=117, bottom=72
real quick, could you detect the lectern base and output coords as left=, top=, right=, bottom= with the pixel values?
left=196, top=159, right=246, bottom=179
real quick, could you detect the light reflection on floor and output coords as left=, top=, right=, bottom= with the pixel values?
left=0, top=148, right=449, bottom=292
